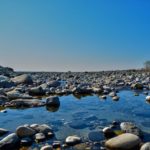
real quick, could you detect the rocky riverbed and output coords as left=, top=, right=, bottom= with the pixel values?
left=0, top=66, right=150, bottom=149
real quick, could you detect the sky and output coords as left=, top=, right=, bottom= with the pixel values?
left=0, top=0, right=150, bottom=71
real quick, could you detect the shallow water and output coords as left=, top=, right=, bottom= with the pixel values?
left=0, top=90, right=150, bottom=147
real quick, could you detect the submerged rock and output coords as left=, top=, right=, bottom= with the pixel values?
left=69, top=120, right=87, bottom=129
left=88, top=131, right=104, bottom=142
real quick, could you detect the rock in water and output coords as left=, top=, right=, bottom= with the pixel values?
left=65, top=135, right=81, bottom=146
left=105, top=133, right=141, bottom=150
left=0, top=133, right=20, bottom=150
left=46, top=96, right=60, bottom=106
left=88, top=131, right=104, bottom=142
left=11, top=74, right=33, bottom=84
left=16, top=126, right=36, bottom=137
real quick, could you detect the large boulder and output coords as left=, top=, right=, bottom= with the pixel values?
left=11, top=74, right=33, bottom=85
left=29, top=86, right=45, bottom=96
left=0, top=133, right=20, bottom=150
left=16, top=126, right=36, bottom=137
left=46, top=96, right=60, bottom=107
left=105, top=133, right=141, bottom=150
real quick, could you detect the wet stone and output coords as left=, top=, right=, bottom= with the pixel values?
left=69, top=120, right=88, bottom=129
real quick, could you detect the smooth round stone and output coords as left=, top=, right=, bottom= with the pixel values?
left=21, top=137, right=33, bottom=146
left=105, top=133, right=141, bottom=150
left=84, top=115, right=98, bottom=121
left=112, top=96, right=120, bottom=101
left=140, top=142, right=150, bottom=150
left=40, top=145, right=53, bottom=150
left=88, top=131, right=104, bottom=142
left=69, top=120, right=87, bottom=129
left=35, top=133, right=46, bottom=142
left=16, top=126, right=36, bottom=137
left=66, top=135, right=81, bottom=146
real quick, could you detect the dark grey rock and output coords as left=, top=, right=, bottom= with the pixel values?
left=0, top=133, right=20, bottom=150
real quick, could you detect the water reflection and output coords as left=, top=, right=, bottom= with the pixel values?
left=73, top=94, right=93, bottom=100
left=0, top=90, right=150, bottom=144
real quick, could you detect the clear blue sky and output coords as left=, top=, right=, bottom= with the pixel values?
left=0, top=0, right=150, bottom=71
